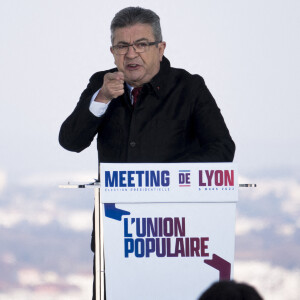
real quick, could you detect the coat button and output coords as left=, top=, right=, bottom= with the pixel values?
left=130, top=141, right=136, bottom=148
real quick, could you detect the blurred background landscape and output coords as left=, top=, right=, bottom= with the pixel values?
left=1, top=0, right=299, bottom=299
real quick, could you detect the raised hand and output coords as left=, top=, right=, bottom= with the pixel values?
left=95, top=72, right=125, bottom=103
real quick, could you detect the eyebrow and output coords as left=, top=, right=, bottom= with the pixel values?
left=116, top=38, right=150, bottom=45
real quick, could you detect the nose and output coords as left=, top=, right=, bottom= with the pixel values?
left=125, top=45, right=138, bottom=58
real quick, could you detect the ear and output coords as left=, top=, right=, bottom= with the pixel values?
left=110, top=47, right=117, bottom=66
left=158, top=42, right=166, bottom=61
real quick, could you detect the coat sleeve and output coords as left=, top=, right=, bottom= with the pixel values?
left=185, top=76, right=235, bottom=162
left=58, top=72, right=106, bottom=152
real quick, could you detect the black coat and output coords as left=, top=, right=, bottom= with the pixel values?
left=59, top=57, right=235, bottom=163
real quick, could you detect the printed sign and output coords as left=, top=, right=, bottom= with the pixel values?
left=100, top=163, right=237, bottom=300
left=101, top=163, right=238, bottom=203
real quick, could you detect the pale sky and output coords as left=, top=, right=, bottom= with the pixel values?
left=0, top=0, right=299, bottom=184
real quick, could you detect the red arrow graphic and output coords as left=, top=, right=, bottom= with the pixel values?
left=204, top=254, right=231, bottom=280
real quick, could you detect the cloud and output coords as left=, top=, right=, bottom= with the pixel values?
left=58, top=210, right=92, bottom=232
left=235, top=260, right=300, bottom=300
left=0, top=208, right=24, bottom=228
left=18, top=171, right=98, bottom=187
left=1, top=252, right=16, bottom=265
left=0, top=170, right=7, bottom=193
left=0, top=206, right=92, bottom=232
left=239, top=175, right=300, bottom=201
left=239, top=175, right=300, bottom=220
left=7, top=269, right=93, bottom=300
left=275, top=223, right=297, bottom=236
left=235, top=214, right=270, bottom=235
left=280, top=181, right=300, bottom=217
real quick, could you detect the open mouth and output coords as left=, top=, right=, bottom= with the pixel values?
left=127, top=64, right=141, bottom=70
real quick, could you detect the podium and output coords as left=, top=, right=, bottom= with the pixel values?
left=99, top=162, right=239, bottom=300
left=61, top=163, right=247, bottom=300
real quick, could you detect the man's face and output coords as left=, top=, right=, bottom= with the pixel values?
left=111, top=23, right=166, bottom=87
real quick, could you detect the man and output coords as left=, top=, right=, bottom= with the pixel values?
left=198, top=280, right=263, bottom=300
left=59, top=6, right=235, bottom=298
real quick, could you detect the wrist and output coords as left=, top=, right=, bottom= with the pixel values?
left=94, top=90, right=111, bottom=104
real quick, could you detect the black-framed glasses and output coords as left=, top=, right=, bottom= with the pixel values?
left=112, top=41, right=161, bottom=55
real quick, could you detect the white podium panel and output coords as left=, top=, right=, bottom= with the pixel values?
left=100, top=163, right=237, bottom=300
